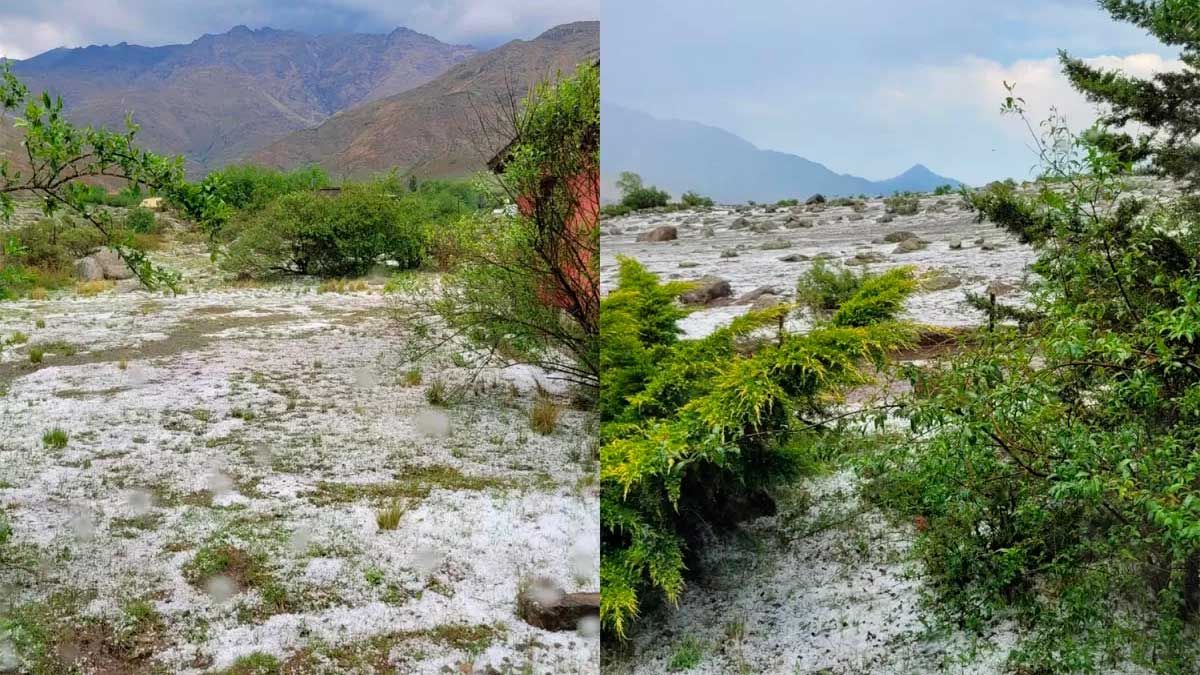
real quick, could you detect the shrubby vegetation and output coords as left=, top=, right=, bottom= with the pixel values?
left=220, top=180, right=484, bottom=279
left=600, top=257, right=916, bottom=637
left=883, top=192, right=920, bottom=215
left=394, top=62, right=600, bottom=390
left=0, top=65, right=185, bottom=297
left=679, top=190, right=713, bottom=208
left=614, top=171, right=669, bottom=211
left=862, top=5, right=1200, bottom=670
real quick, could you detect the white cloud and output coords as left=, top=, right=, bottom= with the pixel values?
left=879, top=52, right=1185, bottom=141
left=0, top=18, right=80, bottom=59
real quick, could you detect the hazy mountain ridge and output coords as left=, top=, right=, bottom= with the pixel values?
left=601, top=103, right=962, bottom=203
left=250, top=21, right=599, bottom=179
left=7, top=26, right=478, bottom=175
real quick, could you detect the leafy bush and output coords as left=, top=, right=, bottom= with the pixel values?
left=403, top=63, right=600, bottom=390
left=600, top=257, right=914, bottom=637
left=601, top=204, right=632, bottom=218
left=933, top=184, right=955, bottom=195
left=221, top=182, right=472, bottom=278
left=680, top=191, right=714, bottom=208
left=794, top=258, right=863, bottom=316
left=124, top=207, right=158, bottom=234
left=884, top=192, right=920, bottom=215
left=775, top=198, right=799, bottom=207
left=866, top=48, right=1200, bottom=667
left=615, top=171, right=669, bottom=211
left=621, top=186, right=669, bottom=210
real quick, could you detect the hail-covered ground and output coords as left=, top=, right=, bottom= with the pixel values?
left=0, top=213, right=599, bottom=674
left=598, top=188, right=1167, bottom=674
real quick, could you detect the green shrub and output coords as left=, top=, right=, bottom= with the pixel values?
left=775, top=198, right=800, bottom=207
left=933, top=183, right=955, bottom=195
left=614, top=171, right=669, bottom=211
left=680, top=191, right=714, bottom=208
left=222, top=182, right=451, bottom=278
left=600, top=257, right=914, bottom=638
left=601, top=203, right=632, bottom=218
left=621, top=186, right=669, bottom=211
left=866, top=65, right=1200, bottom=669
left=794, top=258, right=863, bottom=316
left=41, top=427, right=68, bottom=449
left=884, top=192, right=920, bottom=215
left=124, top=207, right=158, bottom=234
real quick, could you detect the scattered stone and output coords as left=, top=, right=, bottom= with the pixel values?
left=779, top=253, right=810, bottom=262
left=846, top=252, right=887, bottom=266
left=94, top=248, right=135, bottom=280
left=806, top=194, right=826, bottom=205
left=759, top=239, right=792, bottom=250
left=735, top=286, right=781, bottom=305
left=980, top=241, right=998, bottom=251
left=731, top=217, right=750, bottom=229
left=987, top=280, right=1017, bottom=297
left=679, top=261, right=699, bottom=268
left=74, top=256, right=104, bottom=282
left=883, top=231, right=917, bottom=243
left=720, top=249, right=739, bottom=258
left=893, top=238, right=929, bottom=253
left=749, top=220, right=779, bottom=234
left=922, top=273, right=961, bottom=291
left=636, top=226, right=678, bottom=243
left=680, top=276, right=733, bottom=305
left=750, top=294, right=783, bottom=311
left=139, top=197, right=165, bottom=211
left=948, top=239, right=963, bottom=250
left=517, top=577, right=600, bottom=632
left=878, top=214, right=895, bottom=224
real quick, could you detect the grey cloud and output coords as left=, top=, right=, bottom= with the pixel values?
left=0, top=0, right=597, bottom=58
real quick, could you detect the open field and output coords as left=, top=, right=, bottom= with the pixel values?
left=0, top=219, right=599, bottom=674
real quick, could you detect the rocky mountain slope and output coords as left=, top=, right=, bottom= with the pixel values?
left=601, top=103, right=962, bottom=203
left=8, top=26, right=477, bottom=175
left=250, top=21, right=599, bottom=179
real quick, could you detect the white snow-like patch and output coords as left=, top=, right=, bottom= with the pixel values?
left=0, top=280, right=598, bottom=674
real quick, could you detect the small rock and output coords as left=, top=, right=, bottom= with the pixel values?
left=730, top=217, right=750, bottom=229
left=779, top=253, right=810, bottom=262
left=92, top=247, right=135, bottom=280
left=893, top=238, right=929, bottom=253
left=720, top=249, right=739, bottom=258
left=636, top=226, right=678, bottom=243
left=948, top=239, right=963, bottom=250
left=74, top=256, right=104, bottom=282
left=679, top=261, right=699, bottom=268
left=736, top=286, right=781, bottom=304
left=883, top=231, right=918, bottom=243
left=806, top=194, right=826, bottom=205
left=846, top=252, right=887, bottom=266
left=517, top=577, right=600, bottom=632
left=749, top=220, right=778, bottom=234
left=980, top=241, right=998, bottom=251
left=987, top=280, right=1017, bottom=296
left=680, top=276, right=733, bottom=305
left=759, top=239, right=792, bottom=250
left=922, top=273, right=961, bottom=291
left=750, top=294, right=783, bottom=311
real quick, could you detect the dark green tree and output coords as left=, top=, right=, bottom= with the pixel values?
left=1061, top=0, right=1200, bottom=183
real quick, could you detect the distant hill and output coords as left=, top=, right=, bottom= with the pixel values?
left=8, top=26, right=477, bottom=176
left=250, top=21, right=599, bottom=179
left=601, top=103, right=962, bottom=203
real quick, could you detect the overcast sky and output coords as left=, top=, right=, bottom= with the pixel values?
left=602, top=0, right=1179, bottom=185
left=0, top=0, right=598, bottom=58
